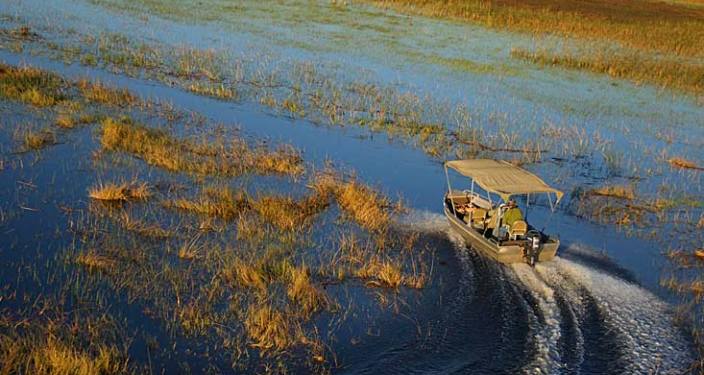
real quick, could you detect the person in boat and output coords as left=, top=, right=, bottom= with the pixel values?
left=455, top=203, right=475, bottom=224
left=503, top=199, right=524, bottom=228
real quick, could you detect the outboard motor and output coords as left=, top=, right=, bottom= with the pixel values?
left=524, top=230, right=542, bottom=267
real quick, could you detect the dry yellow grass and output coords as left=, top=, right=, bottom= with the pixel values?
left=30, top=340, right=126, bottom=375
left=511, top=48, right=704, bottom=97
left=251, top=192, right=330, bottom=231
left=311, top=170, right=398, bottom=231
left=244, top=304, right=295, bottom=352
left=77, top=79, right=137, bottom=107
left=668, top=157, right=703, bottom=170
left=119, top=213, right=173, bottom=239
left=368, top=0, right=704, bottom=96
left=22, top=129, right=56, bottom=150
left=100, top=117, right=304, bottom=177
left=367, top=0, right=704, bottom=58
left=166, top=186, right=250, bottom=220
left=589, top=185, right=636, bottom=200
left=355, top=258, right=403, bottom=288
left=76, top=252, right=116, bottom=270
left=88, top=181, right=152, bottom=202
left=0, top=64, right=65, bottom=107
left=286, top=266, right=329, bottom=317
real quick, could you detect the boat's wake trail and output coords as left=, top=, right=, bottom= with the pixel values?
left=397, top=211, right=694, bottom=374
left=514, top=247, right=693, bottom=374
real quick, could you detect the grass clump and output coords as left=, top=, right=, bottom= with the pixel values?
left=244, top=303, right=296, bottom=352
left=588, top=185, right=636, bottom=200
left=251, top=192, right=331, bottom=231
left=0, top=64, right=65, bottom=107
left=77, top=79, right=137, bottom=107
left=312, top=170, right=399, bottom=232
left=100, top=117, right=304, bottom=177
left=668, top=157, right=703, bottom=171
left=166, top=186, right=250, bottom=220
left=88, top=181, right=152, bottom=201
left=76, top=252, right=116, bottom=270
left=21, top=129, right=56, bottom=150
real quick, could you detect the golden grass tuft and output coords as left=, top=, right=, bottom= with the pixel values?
left=22, top=129, right=56, bottom=150
left=166, top=186, right=250, bottom=220
left=0, top=64, right=65, bottom=107
left=287, top=266, right=329, bottom=317
left=227, top=258, right=267, bottom=292
left=243, top=304, right=295, bottom=352
left=30, top=340, right=126, bottom=375
left=668, top=157, right=703, bottom=170
left=77, top=79, right=137, bottom=107
left=88, top=181, right=152, bottom=202
left=588, top=185, right=635, bottom=200
left=311, top=170, right=397, bottom=231
left=251, top=192, right=330, bottom=231
left=355, top=258, right=403, bottom=288
left=99, top=117, right=304, bottom=177
left=76, top=252, right=116, bottom=270
left=119, top=213, right=173, bottom=239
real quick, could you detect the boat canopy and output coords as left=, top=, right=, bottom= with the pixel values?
left=444, top=159, right=564, bottom=203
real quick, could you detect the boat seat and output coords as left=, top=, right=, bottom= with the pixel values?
left=471, top=208, right=487, bottom=229
left=509, top=220, right=528, bottom=240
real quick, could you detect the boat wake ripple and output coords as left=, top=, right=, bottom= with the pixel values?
left=394, top=211, right=693, bottom=373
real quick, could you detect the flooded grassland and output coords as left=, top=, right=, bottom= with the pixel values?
left=0, top=0, right=703, bottom=373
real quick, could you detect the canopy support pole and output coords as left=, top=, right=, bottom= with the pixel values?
left=444, top=165, right=457, bottom=214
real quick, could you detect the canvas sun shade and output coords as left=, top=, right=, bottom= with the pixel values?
left=444, top=159, right=564, bottom=203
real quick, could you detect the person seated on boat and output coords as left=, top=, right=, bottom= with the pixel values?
left=503, top=199, right=524, bottom=228
left=455, top=203, right=475, bottom=224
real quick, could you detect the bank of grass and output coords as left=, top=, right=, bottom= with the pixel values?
left=510, top=47, right=704, bottom=97
left=366, top=0, right=704, bottom=58
left=368, top=0, right=704, bottom=99
left=99, top=117, right=304, bottom=177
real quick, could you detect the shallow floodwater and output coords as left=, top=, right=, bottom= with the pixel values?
left=1, top=0, right=702, bottom=373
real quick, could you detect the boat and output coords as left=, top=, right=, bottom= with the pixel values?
left=443, top=159, right=564, bottom=266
